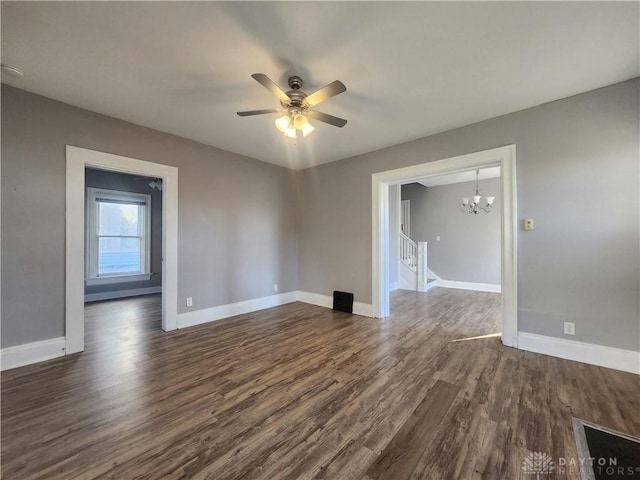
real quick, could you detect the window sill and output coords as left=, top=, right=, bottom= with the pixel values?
left=85, top=273, right=152, bottom=286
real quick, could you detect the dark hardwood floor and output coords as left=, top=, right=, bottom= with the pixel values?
left=1, top=289, right=638, bottom=479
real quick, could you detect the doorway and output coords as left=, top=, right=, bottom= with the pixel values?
left=371, top=145, right=518, bottom=347
left=65, top=146, right=178, bottom=354
left=84, top=169, right=163, bottom=302
left=396, top=167, right=501, bottom=292
left=83, top=168, right=165, bottom=348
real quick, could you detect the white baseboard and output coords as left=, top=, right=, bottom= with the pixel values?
left=1, top=337, right=66, bottom=371
left=354, top=302, right=374, bottom=317
left=177, top=291, right=374, bottom=329
left=297, top=291, right=333, bottom=309
left=518, top=332, right=640, bottom=375
left=297, top=291, right=373, bottom=317
left=0, top=290, right=371, bottom=370
left=85, top=286, right=162, bottom=303
left=176, top=291, right=299, bottom=329
left=389, top=281, right=398, bottom=292
left=437, top=280, right=501, bottom=293
left=427, top=268, right=442, bottom=281
left=425, top=280, right=438, bottom=291
left=426, top=269, right=499, bottom=293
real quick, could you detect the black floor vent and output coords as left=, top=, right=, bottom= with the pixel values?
left=333, top=291, right=354, bottom=313
left=573, top=418, right=640, bottom=480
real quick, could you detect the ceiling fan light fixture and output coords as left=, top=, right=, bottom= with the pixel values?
left=293, top=114, right=308, bottom=130
left=301, top=123, right=315, bottom=137
left=277, top=112, right=314, bottom=138
left=275, top=115, right=290, bottom=133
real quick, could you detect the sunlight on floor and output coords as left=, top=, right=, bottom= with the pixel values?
left=449, top=332, right=502, bottom=343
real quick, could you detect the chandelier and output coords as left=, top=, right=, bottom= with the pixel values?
left=460, top=170, right=495, bottom=214
left=274, top=108, right=315, bottom=139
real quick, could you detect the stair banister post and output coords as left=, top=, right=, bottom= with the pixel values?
left=417, top=242, right=428, bottom=292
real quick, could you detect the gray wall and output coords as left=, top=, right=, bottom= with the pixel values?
left=2, top=79, right=639, bottom=352
left=298, top=78, right=639, bottom=351
left=401, top=179, right=501, bottom=284
left=1, top=85, right=298, bottom=348
left=84, top=168, right=163, bottom=296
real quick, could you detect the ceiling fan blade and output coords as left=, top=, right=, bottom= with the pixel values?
left=237, top=109, right=281, bottom=117
left=304, top=80, right=346, bottom=106
left=251, top=73, right=290, bottom=102
left=307, top=110, right=348, bottom=128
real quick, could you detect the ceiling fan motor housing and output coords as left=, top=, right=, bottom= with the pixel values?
left=283, top=76, right=309, bottom=110
left=287, top=75, right=303, bottom=90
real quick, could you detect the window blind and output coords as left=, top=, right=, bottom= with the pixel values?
left=94, top=196, right=147, bottom=206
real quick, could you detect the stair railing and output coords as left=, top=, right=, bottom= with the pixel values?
left=399, top=232, right=417, bottom=272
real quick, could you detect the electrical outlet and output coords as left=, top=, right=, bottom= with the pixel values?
left=436, top=235, right=441, bottom=241
left=273, top=284, right=279, bottom=293
left=523, top=218, right=535, bottom=231
left=564, top=322, right=575, bottom=335
left=186, top=297, right=193, bottom=308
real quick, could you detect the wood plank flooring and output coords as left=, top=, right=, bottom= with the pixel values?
left=1, top=289, right=638, bottom=479
left=366, top=379, right=460, bottom=480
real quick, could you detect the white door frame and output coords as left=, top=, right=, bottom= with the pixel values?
left=65, top=146, right=178, bottom=354
left=401, top=200, right=410, bottom=236
left=372, top=145, right=518, bottom=347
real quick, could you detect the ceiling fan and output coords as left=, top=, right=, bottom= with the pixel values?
left=133, top=175, right=163, bottom=190
left=237, top=73, right=347, bottom=139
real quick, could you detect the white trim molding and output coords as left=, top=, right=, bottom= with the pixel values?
left=518, top=332, right=640, bottom=375
left=1, top=337, right=66, bottom=371
left=437, top=280, right=501, bottom=293
left=297, top=291, right=374, bottom=317
left=66, top=145, right=179, bottom=355
left=177, top=291, right=299, bottom=329
left=372, top=145, right=518, bottom=347
left=84, top=286, right=162, bottom=303
left=177, top=291, right=375, bottom=330
left=85, top=273, right=153, bottom=286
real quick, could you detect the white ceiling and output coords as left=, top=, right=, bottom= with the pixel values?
left=415, top=166, right=501, bottom=188
left=2, top=2, right=638, bottom=170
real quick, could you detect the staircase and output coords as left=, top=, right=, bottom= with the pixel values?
left=399, top=232, right=417, bottom=272
left=398, top=232, right=438, bottom=291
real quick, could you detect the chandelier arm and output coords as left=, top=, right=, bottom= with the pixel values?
left=460, top=204, right=493, bottom=214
